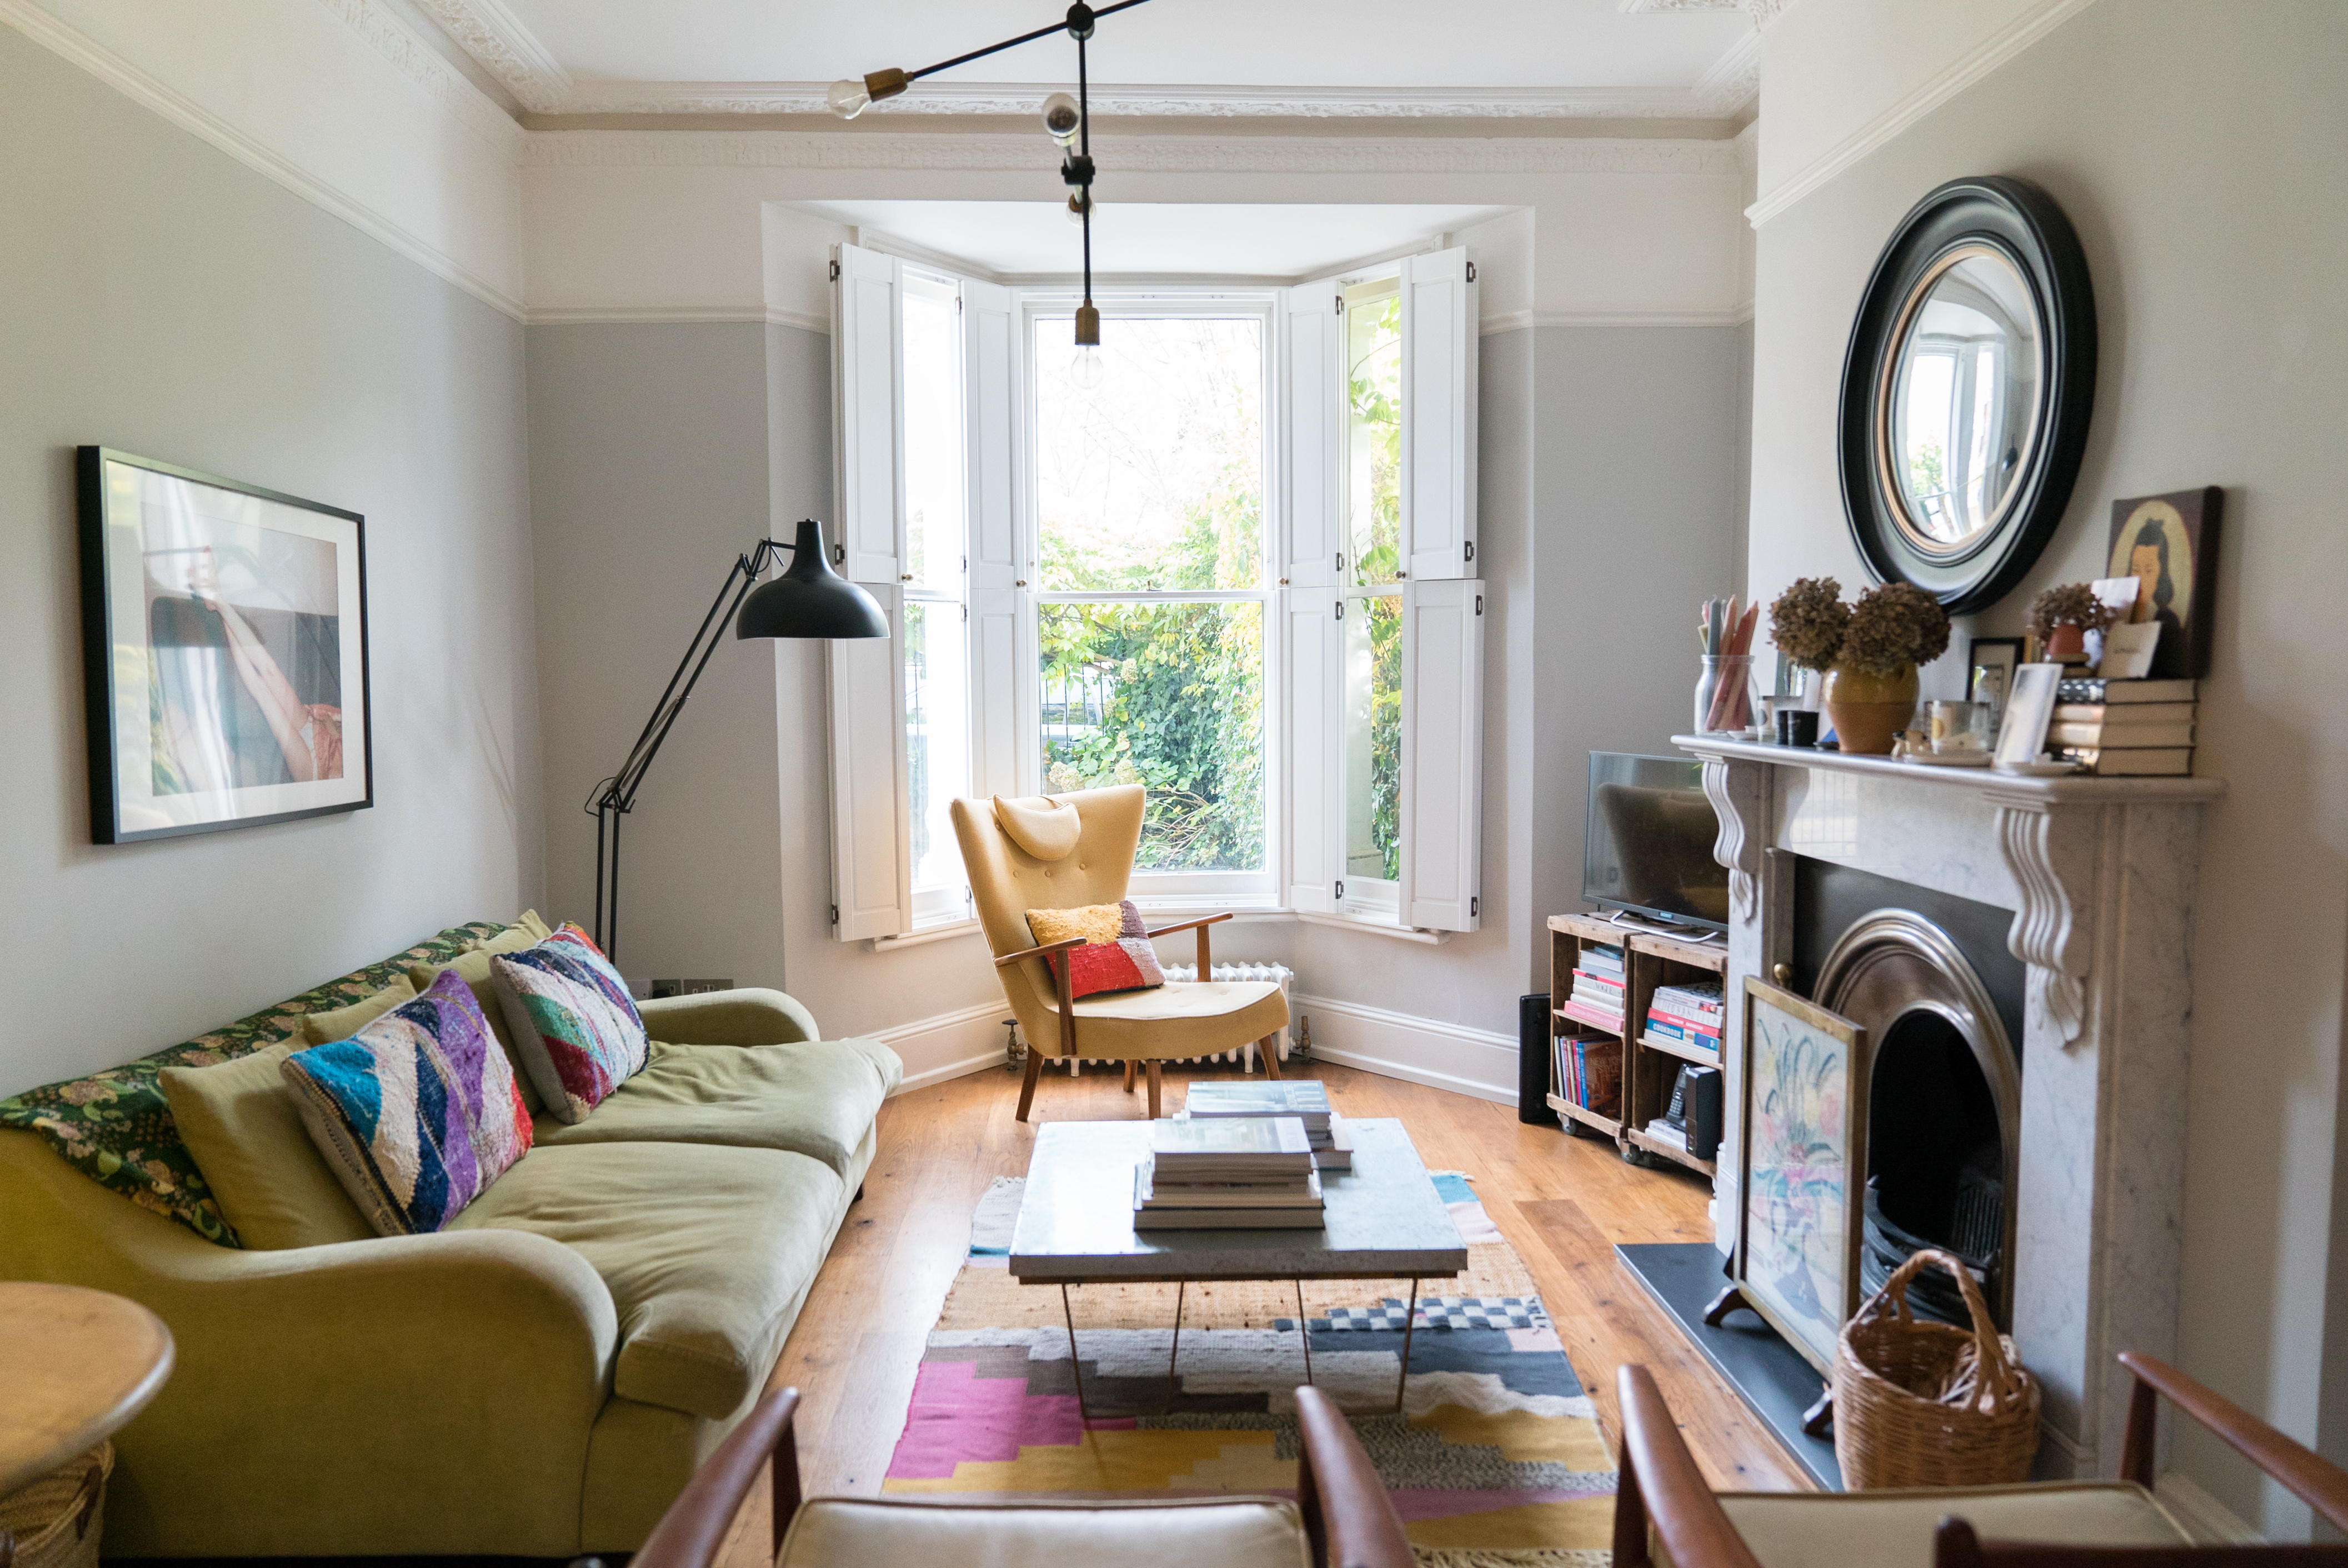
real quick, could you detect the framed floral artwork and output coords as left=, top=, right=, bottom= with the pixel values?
left=1729, top=976, right=1864, bottom=1374
left=78, top=447, right=372, bottom=843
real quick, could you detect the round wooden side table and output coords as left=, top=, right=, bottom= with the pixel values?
left=0, top=1281, right=174, bottom=1558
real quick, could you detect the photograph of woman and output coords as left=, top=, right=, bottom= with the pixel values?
left=147, top=545, right=344, bottom=793
left=2106, top=487, right=2221, bottom=679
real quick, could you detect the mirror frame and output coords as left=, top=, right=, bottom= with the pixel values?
left=1838, top=176, right=2096, bottom=613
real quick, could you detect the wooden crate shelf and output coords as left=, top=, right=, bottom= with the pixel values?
left=1546, top=910, right=1726, bottom=1178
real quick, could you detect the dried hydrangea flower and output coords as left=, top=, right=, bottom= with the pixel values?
left=1769, top=577, right=1851, bottom=670
left=1841, top=582, right=1952, bottom=674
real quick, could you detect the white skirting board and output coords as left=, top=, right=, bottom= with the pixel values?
left=874, top=1000, right=1015, bottom=1094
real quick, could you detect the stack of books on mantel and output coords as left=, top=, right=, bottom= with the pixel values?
left=1558, top=942, right=1626, bottom=1033
left=1645, top=979, right=1724, bottom=1058
left=1133, top=1117, right=1324, bottom=1230
left=2048, top=677, right=2197, bottom=776
left=1182, top=1080, right=1354, bottom=1170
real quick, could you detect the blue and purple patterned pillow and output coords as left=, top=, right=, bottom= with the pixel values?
left=281, top=967, right=533, bottom=1235
left=490, top=923, right=650, bottom=1124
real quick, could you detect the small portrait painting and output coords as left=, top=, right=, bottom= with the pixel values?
left=2107, top=487, right=2222, bottom=679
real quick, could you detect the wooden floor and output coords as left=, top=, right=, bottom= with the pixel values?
left=714, top=1055, right=1810, bottom=1563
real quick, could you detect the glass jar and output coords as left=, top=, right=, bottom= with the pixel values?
left=1695, top=654, right=1756, bottom=734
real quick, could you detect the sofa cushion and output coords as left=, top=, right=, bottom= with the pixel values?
left=491, top=925, right=651, bottom=1124
left=282, top=968, right=535, bottom=1235
left=451, top=1141, right=844, bottom=1420
left=160, top=1043, right=375, bottom=1250
left=410, top=948, right=547, bottom=1115
left=530, top=1039, right=900, bottom=1178
left=1700, top=1482, right=2195, bottom=1568
left=780, top=1497, right=1312, bottom=1568
left=301, top=975, right=420, bottom=1045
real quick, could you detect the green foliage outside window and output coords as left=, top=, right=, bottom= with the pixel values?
left=1348, top=293, right=1404, bottom=880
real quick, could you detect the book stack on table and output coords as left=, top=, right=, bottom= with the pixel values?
left=1183, top=1080, right=1354, bottom=1170
left=1645, top=979, right=1724, bottom=1057
left=2049, top=677, right=2197, bottom=776
left=1559, top=942, right=1626, bottom=1033
left=1133, top=1117, right=1324, bottom=1230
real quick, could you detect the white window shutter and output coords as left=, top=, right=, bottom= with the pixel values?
left=1280, top=282, right=1340, bottom=590
left=1282, top=591, right=1341, bottom=913
left=1400, top=247, right=1478, bottom=582
left=968, top=588, right=1025, bottom=801
left=1398, top=578, right=1483, bottom=931
left=833, top=242, right=904, bottom=585
left=827, top=582, right=909, bottom=940
left=962, top=277, right=1018, bottom=596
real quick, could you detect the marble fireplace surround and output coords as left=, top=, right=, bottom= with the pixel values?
left=1676, top=735, right=2226, bottom=1480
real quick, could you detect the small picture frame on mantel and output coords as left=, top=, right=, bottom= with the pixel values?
left=1966, top=637, right=2025, bottom=732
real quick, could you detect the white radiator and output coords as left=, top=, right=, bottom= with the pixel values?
left=1059, top=961, right=1294, bottom=1074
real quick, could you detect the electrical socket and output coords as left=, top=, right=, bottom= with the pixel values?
left=682, top=979, right=732, bottom=994
left=649, top=979, right=682, bottom=999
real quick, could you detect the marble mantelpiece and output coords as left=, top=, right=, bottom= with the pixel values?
left=1677, top=735, right=2224, bottom=1482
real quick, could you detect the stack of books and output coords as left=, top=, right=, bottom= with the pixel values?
left=2048, top=677, right=2197, bottom=776
left=1645, top=979, right=1724, bottom=1056
left=1554, top=1034, right=1623, bottom=1119
left=1133, top=1117, right=1323, bottom=1230
left=1559, top=943, right=1626, bottom=1032
left=1183, top=1080, right=1354, bottom=1171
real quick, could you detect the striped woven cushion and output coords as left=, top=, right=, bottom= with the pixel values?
left=490, top=924, right=650, bottom=1124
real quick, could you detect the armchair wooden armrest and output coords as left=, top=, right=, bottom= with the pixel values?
left=993, top=935, right=1086, bottom=969
left=1145, top=910, right=1234, bottom=973
left=1611, top=1365, right=1765, bottom=1568
left=2118, top=1351, right=2348, bottom=1535
left=630, top=1384, right=802, bottom=1568
left=1296, top=1385, right=1416, bottom=1568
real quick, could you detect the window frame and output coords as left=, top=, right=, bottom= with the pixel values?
left=1015, top=287, right=1283, bottom=905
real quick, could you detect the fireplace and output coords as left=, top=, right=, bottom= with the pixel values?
left=1683, top=737, right=2222, bottom=1480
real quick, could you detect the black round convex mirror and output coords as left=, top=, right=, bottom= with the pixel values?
left=1838, top=176, right=2095, bottom=613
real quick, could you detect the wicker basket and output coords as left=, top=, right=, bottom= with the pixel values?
left=1832, top=1249, right=2041, bottom=1489
left=0, top=1444, right=113, bottom=1568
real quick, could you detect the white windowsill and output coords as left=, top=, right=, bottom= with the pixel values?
left=867, top=906, right=1460, bottom=952
left=868, top=917, right=984, bottom=951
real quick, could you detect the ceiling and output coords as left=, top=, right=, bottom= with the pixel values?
left=411, top=0, right=1761, bottom=119
left=797, top=201, right=1514, bottom=280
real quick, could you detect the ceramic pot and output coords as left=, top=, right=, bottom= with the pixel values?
left=1821, top=663, right=1919, bottom=755
left=2044, top=623, right=2088, bottom=662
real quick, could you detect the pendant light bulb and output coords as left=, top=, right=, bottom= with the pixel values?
left=1071, top=345, right=1105, bottom=390
left=826, top=78, right=870, bottom=118
left=1042, top=92, right=1082, bottom=148
left=1065, top=191, right=1093, bottom=226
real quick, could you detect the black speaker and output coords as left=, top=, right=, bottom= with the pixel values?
left=1518, top=994, right=1557, bottom=1125
left=1680, top=1064, right=1724, bottom=1161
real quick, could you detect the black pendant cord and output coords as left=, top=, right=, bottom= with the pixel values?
left=902, top=0, right=1154, bottom=87
left=1078, top=31, right=1092, bottom=303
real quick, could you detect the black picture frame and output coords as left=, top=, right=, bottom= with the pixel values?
left=1838, top=176, right=2097, bottom=613
left=78, top=447, right=373, bottom=844
left=1966, top=635, right=2026, bottom=727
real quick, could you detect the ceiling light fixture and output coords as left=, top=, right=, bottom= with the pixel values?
left=829, top=0, right=1155, bottom=389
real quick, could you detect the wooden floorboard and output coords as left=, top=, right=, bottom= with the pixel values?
left=732, top=1055, right=1810, bottom=1564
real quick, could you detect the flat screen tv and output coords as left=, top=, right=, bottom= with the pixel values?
left=1583, top=753, right=1729, bottom=933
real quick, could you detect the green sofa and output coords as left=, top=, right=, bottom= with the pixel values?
left=0, top=937, right=900, bottom=1559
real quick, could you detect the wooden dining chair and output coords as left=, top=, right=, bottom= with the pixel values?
left=950, top=785, right=1289, bottom=1120
left=1612, top=1353, right=2348, bottom=1568
left=627, top=1383, right=1415, bottom=1568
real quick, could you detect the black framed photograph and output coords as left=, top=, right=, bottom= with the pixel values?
left=78, top=447, right=372, bottom=844
left=1966, top=635, right=2025, bottom=729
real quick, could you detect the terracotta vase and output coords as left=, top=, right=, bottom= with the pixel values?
left=1821, top=663, right=1919, bottom=755
left=2044, top=623, right=2088, bottom=662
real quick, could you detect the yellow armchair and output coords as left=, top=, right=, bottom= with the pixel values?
left=950, top=785, right=1289, bottom=1120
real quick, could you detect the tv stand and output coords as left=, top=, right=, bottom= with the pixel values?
left=1546, top=910, right=1728, bottom=1179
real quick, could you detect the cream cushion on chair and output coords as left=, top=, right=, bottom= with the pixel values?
left=778, top=1496, right=1313, bottom=1568
left=1670, top=1483, right=2197, bottom=1568
left=1065, top=979, right=1288, bottom=1059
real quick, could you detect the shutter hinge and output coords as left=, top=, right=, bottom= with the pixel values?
left=1334, top=550, right=1344, bottom=573
left=832, top=542, right=845, bottom=565
left=1334, top=599, right=1344, bottom=620
left=1475, top=593, right=1484, bottom=615
left=1334, top=880, right=1345, bottom=900
left=829, top=903, right=840, bottom=925
left=962, top=603, right=968, bottom=622
left=1464, top=539, right=1475, bottom=564
left=829, top=259, right=841, bottom=282
left=1470, top=895, right=1479, bottom=916
left=1334, top=293, right=1343, bottom=314
left=1465, top=261, right=1478, bottom=282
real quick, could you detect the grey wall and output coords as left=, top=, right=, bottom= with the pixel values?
left=1745, top=1, right=2348, bottom=1531
left=0, top=26, right=538, bottom=1098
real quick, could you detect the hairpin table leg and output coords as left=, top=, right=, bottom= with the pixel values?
left=1393, top=1279, right=1420, bottom=1415
left=1295, top=1278, right=1313, bottom=1387
left=1060, top=1284, right=1091, bottom=1424
left=1163, top=1279, right=1185, bottom=1415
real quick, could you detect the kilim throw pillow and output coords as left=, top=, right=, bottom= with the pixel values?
left=490, top=924, right=651, bottom=1124
left=279, top=966, right=534, bottom=1235
left=1023, top=900, right=1167, bottom=1000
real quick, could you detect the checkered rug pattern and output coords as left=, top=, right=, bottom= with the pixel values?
left=883, top=1169, right=1616, bottom=1567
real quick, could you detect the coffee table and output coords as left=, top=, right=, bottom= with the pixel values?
left=1009, top=1116, right=1468, bottom=1415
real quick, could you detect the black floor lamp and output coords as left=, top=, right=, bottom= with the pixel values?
left=588, top=517, right=888, bottom=961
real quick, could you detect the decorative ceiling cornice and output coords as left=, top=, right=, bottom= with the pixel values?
left=312, top=0, right=520, bottom=146
left=520, top=129, right=1748, bottom=177
left=403, top=0, right=570, bottom=113
left=548, top=78, right=1755, bottom=121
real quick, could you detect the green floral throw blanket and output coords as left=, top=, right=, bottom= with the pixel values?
left=0, top=922, right=502, bottom=1246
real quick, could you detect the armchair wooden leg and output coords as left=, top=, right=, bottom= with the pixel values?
left=1147, top=1060, right=1163, bottom=1119
left=1260, top=1034, right=1283, bottom=1079
left=1124, top=1059, right=1138, bottom=1094
left=1015, top=1044, right=1045, bottom=1122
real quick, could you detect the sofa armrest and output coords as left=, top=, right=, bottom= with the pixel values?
left=636, top=987, right=820, bottom=1046
left=0, top=1130, right=620, bottom=1556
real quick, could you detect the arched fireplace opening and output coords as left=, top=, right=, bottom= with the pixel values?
left=1816, top=909, right=2021, bottom=1329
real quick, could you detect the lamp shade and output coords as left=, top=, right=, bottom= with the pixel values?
left=736, top=518, right=890, bottom=640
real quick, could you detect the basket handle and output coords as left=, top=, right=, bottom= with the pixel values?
left=1859, top=1248, right=2022, bottom=1404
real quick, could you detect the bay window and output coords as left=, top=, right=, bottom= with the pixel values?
left=827, top=239, right=1480, bottom=942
